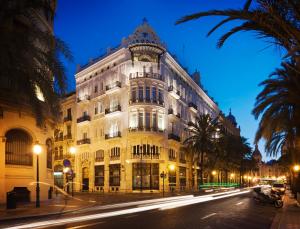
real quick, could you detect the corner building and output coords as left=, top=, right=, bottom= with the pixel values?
left=73, top=20, right=221, bottom=193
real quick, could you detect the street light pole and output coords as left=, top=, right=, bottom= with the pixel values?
left=33, top=143, right=42, bottom=208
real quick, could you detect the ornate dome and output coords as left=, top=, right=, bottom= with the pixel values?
left=127, top=18, right=165, bottom=49
left=253, top=144, right=262, bottom=162
left=226, top=109, right=237, bottom=127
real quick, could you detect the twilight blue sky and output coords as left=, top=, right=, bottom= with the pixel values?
left=54, top=0, right=283, bottom=161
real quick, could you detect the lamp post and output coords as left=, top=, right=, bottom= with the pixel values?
left=33, top=143, right=42, bottom=208
left=69, top=146, right=76, bottom=197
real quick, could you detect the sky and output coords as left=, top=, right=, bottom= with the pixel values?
left=54, top=0, right=283, bottom=161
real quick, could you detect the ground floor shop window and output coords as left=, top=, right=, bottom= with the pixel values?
left=132, top=163, right=159, bottom=190
left=95, top=165, right=104, bottom=186
left=109, top=164, right=120, bottom=186
left=54, top=165, right=63, bottom=188
left=179, top=167, right=186, bottom=187
left=169, top=168, right=176, bottom=186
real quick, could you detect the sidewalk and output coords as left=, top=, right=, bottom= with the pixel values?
left=0, top=191, right=190, bottom=221
left=270, top=191, right=300, bottom=229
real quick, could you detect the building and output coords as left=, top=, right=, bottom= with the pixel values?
left=56, top=19, right=239, bottom=193
left=0, top=1, right=56, bottom=204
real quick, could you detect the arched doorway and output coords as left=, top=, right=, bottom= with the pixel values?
left=82, top=167, right=89, bottom=191
left=5, top=128, right=33, bottom=166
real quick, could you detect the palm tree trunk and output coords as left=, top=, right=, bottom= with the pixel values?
left=199, top=151, right=204, bottom=186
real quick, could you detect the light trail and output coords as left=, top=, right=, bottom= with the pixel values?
left=201, top=213, right=217, bottom=220
left=4, top=190, right=250, bottom=229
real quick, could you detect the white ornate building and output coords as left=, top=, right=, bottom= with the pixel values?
left=54, top=19, right=239, bottom=193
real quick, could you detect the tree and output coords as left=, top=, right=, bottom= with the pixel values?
left=253, top=61, right=300, bottom=162
left=176, top=0, right=300, bottom=60
left=184, top=114, right=220, bottom=186
left=0, top=0, right=72, bottom=126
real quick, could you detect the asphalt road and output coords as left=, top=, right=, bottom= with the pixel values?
left=5, top=192, right=278, bottom=229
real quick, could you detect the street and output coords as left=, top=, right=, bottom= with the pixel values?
left=1, top=191, right=278, bottom=229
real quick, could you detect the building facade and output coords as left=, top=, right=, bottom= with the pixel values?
left=0, top=1, right=57, bottom=204
left=55, top=20, right=239, bottom=193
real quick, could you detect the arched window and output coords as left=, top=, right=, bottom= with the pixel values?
left=46, top=139, right=52, bottom=169
left=5, top=129, right=33, bottom=166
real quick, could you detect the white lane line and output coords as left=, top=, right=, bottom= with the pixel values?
left=68, top=221, right=105, bottom=229
left=235, top=202, right=243, bottom=205
left=124, top=214, right=138, bottom=218
left=201, top=213, right=217, bottom=220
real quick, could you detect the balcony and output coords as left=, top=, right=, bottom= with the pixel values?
left=168, top=108, right=181, bottom=119
left=77, top=138, right=91, bottom=145
left=129, top=98, right=164, bottom=107
left=105, top=131, right=121, bottom=140
left=77, top=115, right=91, bottom=123
left=180, top=158, right=186, bottom=164
left=188, top=102, right=198, bottom=113
left=129, top=72, right=164, bottom=82
left=64, top=134, right=72, bottom=140
left=129, top=126, right=164, bottom=133
left=168, top=133, right=181, bottom=142
left=169, top=157, right=177, bottom=162
left=95, top=157, right=104, bottom=162
left=110, top=155, right=120, bottom=161
left=54, top=135, right=63, bottom=142
left=63, top=116, right=72, bottom=122
left=77, top=95, right=90, bottom=103
left=105, top=105, right=121, bottom=116
left=168, top=86, right=180, bottom=100
left=132, top=153, right=160, bottom=160
left=105, top=81, right=121, bottom=94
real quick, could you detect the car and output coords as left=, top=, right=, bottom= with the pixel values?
left=271, top=183, right=286, bottom=195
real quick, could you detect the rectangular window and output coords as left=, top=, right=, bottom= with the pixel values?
left=95, top=149, right=104, bottom=161
left=83, top=132, right=87, bottom=139
left=179, top=167, right=186, bottom=187
left=152, top=87, right=157, bottom=102
left=138, top=86, right=143, bottom=101
left=67, top=108, right=71, bottom=119
left=158, top=89, right=163, bottom=102
left=109, top=164, right=120, bottom=186
left=130, top=113, right=137, bottom=128
left=94, top=85, right=98, bottom=93
left=145, top=87, right=150, bottom=102
left=94, top=104, right=98, bottom=114
left=95, top=165, right=104, bottom=186
left=158, top=114, right=163, bottom=130
left=138, top=112, right=144, bottom=128
left=145, top=112, right=150, bottom=129
left=131, top=88, right=137, bottom=102
left=67, top=125, right=71, bottom=136
left=152, top=113, right=157, bottom=129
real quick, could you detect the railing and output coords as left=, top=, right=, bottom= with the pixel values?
left=180, top=158, right=186, bottom=163
left=77, top=95, right=90, bottom=103
left=129, top=126, right=164, bottom=133
left=188, top=102, right=197, bottom=111
left=168, top=85, right=180, bottom=96
left=64, top=134, right=72, bottom=140
left=54, top=155, right=64, bottom=160
left=106, top=81, right=121, bottom=91
left=169, top=157, right=177, bottom=162
left=64, top=116, right=72, bottom=122
left=77, top=115, right=91, bottom=123
left=105, top=105, right=121, bottom=114
left=110, top=155, right=120, bottom=160
left=129, top=72, right=164, bottom=81
left=168, top=108, right=181, bottom=118
left=95, top=157, right=104, bottom=162
left=77, top=138, right=91, bottom=145
left=105, top=131, right=121, bottom=139
left=132, top=153, right=160, bottom=159
left=168, top=133, right=181, bottom=142
left=130, top=98, right=164, bottom=106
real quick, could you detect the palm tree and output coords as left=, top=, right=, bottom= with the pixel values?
left=0, top=0, right=72, bottom=126
left=176, top=0, right=300, bottom=60
left=184, top=114, right=220, bottom=187
left=253, top=61, right=300, bottom=162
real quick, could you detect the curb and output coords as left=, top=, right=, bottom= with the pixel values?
left=0, top=203, right=96, bottom=223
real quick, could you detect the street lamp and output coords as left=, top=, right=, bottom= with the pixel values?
left=293, top=164, right=300, bottom=172
left=160, top=164, right=176, bottom=197
left=33, top=143, right=42, bottom=208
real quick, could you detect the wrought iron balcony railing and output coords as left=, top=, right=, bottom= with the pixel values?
left=77, top=138, right=91, bottom=145
left=77, top=115, right=91, bottom=123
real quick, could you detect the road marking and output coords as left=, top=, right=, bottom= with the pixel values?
left=124, top=214, right=138, bottom=218
left=68, top=221, right=105, bottom=229
left=235, top=202, right=243, bottom=205
left=201, top=213, right=217, bottom=220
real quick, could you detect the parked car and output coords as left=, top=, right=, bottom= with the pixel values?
left=271, top=183, right=286, bottom=195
